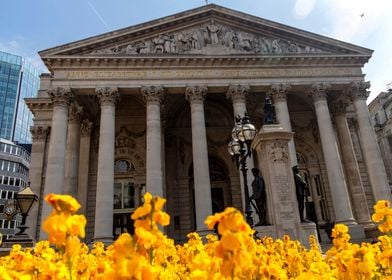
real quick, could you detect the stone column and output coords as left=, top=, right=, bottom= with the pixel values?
left=309, top=84, right=356, bottom=225
left=331, top=99, right=372, bottom=226
left=348, top=81, right=392, bottom=202
left=93, top=87, right=119, bottom=244
left=185, top=86, right=212, bottom=232
left=40, top=87, right=73, bottom=239
left=226, top=84, right=254, bottom=214
left=27, top=125, right=50, bottom=240
left=270, top=83, right=298, bottom=167
left=141, top=86, right=164, bottom=197
left=64, top=102, right=83, bottom=197
left=77, top=119, right=93, bottom=217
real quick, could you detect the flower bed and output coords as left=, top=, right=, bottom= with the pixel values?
left=0, top=193, right=391, bottom=279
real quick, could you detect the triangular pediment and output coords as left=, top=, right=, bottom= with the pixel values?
left=39, top=4, right=372, bottom=59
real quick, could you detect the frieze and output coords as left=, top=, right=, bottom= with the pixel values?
left=61, top=67, right=359, bottom=80
left=91, top=22, right=327, bottom=56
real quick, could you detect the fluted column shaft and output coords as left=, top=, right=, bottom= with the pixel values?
left=77, top=119, right=93, bottom=217
left=40, top=88, right=73, bottom=239
left=332, top=100, right=372, bottom=225
left=28, top=125, right=50, bottom=240
left=93, top=87, right=119, bottom=244
left=64, top=103, right=82, bottom=197
left=270, top=84, right=298, bottom=167
left=349, top=82, right=392, bottom=201
left=226, top=85, right=254, bottom=212
left=186, top=86, right=212, bottom=231
left=310, top=84, right=355, bottom=224
left=142, top=86, right=164, bottom=197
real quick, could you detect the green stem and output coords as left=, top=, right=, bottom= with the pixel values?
left=67, top=256, right=73, bottom=280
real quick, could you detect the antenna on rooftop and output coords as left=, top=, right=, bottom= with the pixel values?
left=205, top=0, right=209, bottom=4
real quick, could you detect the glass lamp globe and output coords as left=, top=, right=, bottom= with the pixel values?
left=228, top=139, right=241, bottom=156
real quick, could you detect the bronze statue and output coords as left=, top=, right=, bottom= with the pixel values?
left=292, top=165, right=309, bottom=222
left=250, top=168, right=267, bottom=226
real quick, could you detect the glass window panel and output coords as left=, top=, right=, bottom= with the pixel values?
left=113, top=183, right=122, bottom=209
left=123, top=182, right=135, bottom=209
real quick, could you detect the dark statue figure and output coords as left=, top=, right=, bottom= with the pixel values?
left=250, top=168, right=267, bottom=226
left=263, top=97, right=276, bottom=124
left=292, top=165, right=309, bottom=222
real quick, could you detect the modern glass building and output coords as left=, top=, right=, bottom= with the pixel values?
left=0, top=51, right=40, bottom=144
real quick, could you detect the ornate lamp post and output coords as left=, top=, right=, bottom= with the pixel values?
left=1, top=185, right=38, bottom=251
left=15, top=186, right=38, bottom=235
left=228, top=113, right=256, bottom=226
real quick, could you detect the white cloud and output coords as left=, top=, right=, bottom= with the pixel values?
left=293, top=0, right=316, bottom=19
left=322, top=0, right=392, bottom=102
left=0, top=37, right=48, bottom=73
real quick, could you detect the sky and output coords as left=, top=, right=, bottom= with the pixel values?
left=1, top=0, right=391, bottom=102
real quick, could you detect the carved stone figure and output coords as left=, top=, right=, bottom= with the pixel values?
left=90, top=22, right=327, bottom=55
left=207, top=23, right=220, bottom=45
left=250, top=168, right=267, bottom=226
left=292, top=165, right=309, bottom=222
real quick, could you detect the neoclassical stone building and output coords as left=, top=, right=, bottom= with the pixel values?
left=26, top=4, right=391, bottom=243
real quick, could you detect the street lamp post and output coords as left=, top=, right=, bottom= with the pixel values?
left=228, top=113, right=256, bottom=226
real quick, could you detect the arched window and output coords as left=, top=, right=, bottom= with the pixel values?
left=114, top=159, right=135, bottom=173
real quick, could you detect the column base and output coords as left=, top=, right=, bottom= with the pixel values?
left=299, top=222, right=319, bottom=249
left=92, top=236, right=113, bottom=246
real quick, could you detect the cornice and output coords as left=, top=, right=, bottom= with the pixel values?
left=42, top=54, right=369, bottom=72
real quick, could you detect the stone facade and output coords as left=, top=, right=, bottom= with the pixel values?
left=26, top=4, right=391, bottom=244
left=369, top=89, right=392, bottom=190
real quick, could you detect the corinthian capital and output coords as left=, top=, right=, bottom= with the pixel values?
left=185, top=86, right=208, bottom=104
left=141, top=86, right=164, bottom=105
left=96, top=87, right=120, bottom=105
left=346, top=81, right=370, bottom=101
left=30, top=125, right=50, bottom=141
left=269, top=83, right=291, bottom=102
left=226, top=84, right=250, bottom=103
left=68, top=102, right=83, bottom=123
left=81, top=119, right=93, bottom=137
left=47, top=87, right=73, bottom=107
left=330, top=99, right=348, bottom=115
left=308, top=83, right=331, bottom=102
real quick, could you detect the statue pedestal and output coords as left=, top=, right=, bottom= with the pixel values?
left=252, top=124, right=318, bottom=246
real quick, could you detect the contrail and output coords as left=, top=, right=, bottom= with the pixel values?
left=87, top=0, right=111, bottom=31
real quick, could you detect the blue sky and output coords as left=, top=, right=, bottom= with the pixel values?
left=1, top=0, right=391, bottom=102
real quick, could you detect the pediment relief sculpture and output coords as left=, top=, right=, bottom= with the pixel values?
left=91, top=21, right=327, bottom=56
